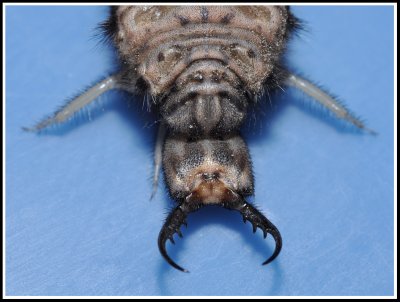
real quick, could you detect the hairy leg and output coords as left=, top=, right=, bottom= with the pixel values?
left=285, top=73, right=376, bottom=134
left=23, top=74, right=122, bottom=132
left=150, top=122, right=167, bottom=200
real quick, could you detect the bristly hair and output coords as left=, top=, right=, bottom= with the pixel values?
left=96, top=6, right=119, bottom=45
left=22, top=73, right=117, bottom=133
left=285, top=70, right=374, bottom=134
left=286, top=6, right=304, bottom=38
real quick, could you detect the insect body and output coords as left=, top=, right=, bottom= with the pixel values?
left=25, top=6, right=373, bottom=272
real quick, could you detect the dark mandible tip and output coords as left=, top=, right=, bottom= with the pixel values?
left=158, top=206, right=190, bottom=273
left=230, top=198, right=282, bottom=266
left=261, top=225, right=282, bottom=266
left=158, top=194, right=282, bottom=272
left=158, top=236, right=190, bottom=273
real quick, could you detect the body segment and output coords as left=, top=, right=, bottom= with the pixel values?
left=110, top=6, right=295, bottom=136
left=106, top=5, right=294, bottom=271
left=26, top=5, right=373, bottom=272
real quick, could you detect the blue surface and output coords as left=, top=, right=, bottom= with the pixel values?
left=6, top=5, right=394, bottom=296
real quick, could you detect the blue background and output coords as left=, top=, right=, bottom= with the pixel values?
left=6, top=5, right=394, bottom=296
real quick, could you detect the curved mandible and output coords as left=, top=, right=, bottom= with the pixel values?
left=227, top=196, right=282, bottom=265
left=158, top=205, right=189, bottom=273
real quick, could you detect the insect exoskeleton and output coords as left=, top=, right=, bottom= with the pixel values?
left=108, top=5, right=292, bottom=272
left=159, top=134, right=282, bottom=272
left=26, top=5, right=373, bottom=272
left=112, top=6, right=293, bottom=136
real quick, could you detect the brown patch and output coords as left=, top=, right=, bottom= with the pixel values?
left=236, top=6, right=271, bottom=22
left=236, top=6, right=257, bottom=19
left=189, top=179, right=236, bottom=204
left=184, top=162, right=235, bottom=205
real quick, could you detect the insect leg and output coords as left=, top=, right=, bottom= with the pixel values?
left=23, top=73, right=123, bottom=132
left=150, top=121, right=166, bottom=200
left=285, top=73, right=376, bottom=134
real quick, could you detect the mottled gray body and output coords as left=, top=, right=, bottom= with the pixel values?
left=111, top=6, right=292, bottom=202
left=114, top=6, right=291, bottom=137
left=26, top=6, right=373, bottom=272
left=108, top=6, right=292, bottom=271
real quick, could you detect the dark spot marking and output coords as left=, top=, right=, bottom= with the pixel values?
left=200, top=6, right=209, bottom=23
left=247, top=49, right=255, bottom=58
left=158, top=52, right=165, bottom=62
left=135, top=76, right=149, bottom=94
left=188, top=91, right=198, bottom=99
left=186, top=135, right=197, bottom=143
left=211, top=70, right=221, bottom=83
left=176, top=14, right=189, bottom=26
left=221, top=13, right=234, bottom=25
left=240, top=186, right=253, bottom=196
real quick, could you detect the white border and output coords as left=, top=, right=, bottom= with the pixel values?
left=3, top=2, right=397, bottom=299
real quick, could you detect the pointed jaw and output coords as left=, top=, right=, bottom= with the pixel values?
left=158, top=190, right=282, bottom=273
